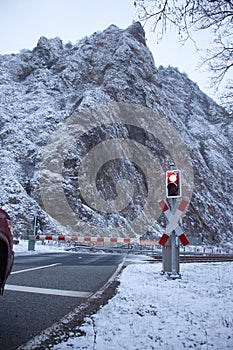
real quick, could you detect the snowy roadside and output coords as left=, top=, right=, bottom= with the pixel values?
left=13, top=241, right=233, bottom=349
left=13, top=239, right=233, bottom=256
left=13, top=240, right=71, bottom=255
left=49, top=262, right=233, bottom=350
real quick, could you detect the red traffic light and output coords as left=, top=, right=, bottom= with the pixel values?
left=168, top=172, right=178, bottom=183
left=166, top=170, right=181, bottom=198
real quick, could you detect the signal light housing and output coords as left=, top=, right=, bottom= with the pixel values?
left=166, top=170, right=181, bottom=198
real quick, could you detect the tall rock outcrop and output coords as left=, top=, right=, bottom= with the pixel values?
left=0, top=22, right=232, bottom=244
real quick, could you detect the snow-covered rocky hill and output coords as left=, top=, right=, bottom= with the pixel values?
left=0, top=22, right=232, bottom=244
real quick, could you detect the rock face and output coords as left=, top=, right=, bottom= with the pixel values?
left=0, top=22, right=232, bottom=244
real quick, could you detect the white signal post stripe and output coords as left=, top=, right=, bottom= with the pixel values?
left=158, top=200, right=189, bottom=246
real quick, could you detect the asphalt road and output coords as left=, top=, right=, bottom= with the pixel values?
left=0, top=252, right=124, bottom=350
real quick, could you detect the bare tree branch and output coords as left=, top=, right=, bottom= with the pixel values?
left=134, top=0, right=233, bottom=112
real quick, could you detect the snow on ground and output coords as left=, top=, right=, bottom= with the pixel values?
left=51, top=262, right=233, bottom=350
left=13, top=241, right=233, bottom=349
left=14, top=239, right=233, bottom=256
left=14, top=240, right=69, bottom=255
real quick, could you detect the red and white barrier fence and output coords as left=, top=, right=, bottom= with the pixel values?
left=35, top=235, right=139, bottom=244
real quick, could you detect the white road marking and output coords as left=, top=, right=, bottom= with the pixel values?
left=11, top=263, right=62, bottom=274
left=5, top=284, right=93, bottom=298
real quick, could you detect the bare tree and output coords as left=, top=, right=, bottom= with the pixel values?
left=134, top=0, right=233, bottom=113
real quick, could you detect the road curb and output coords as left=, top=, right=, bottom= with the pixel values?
left=90, top=258, right=125, bottom=299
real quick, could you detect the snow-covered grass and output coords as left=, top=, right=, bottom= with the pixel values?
left=14, top=239, right=70, bottom=255
left=13, top=240, right=233, bottom=349
left=51, top=262, right=233, bottom=350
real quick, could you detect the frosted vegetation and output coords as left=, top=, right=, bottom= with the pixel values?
left=0, top=23, right=232, bottom=244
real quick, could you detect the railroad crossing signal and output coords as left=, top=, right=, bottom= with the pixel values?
left=158, top=200, right=189, bottom=246
left=166, top=170, right=181, bottom=198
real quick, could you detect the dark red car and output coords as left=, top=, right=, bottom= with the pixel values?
left=0, top=209, right=14, bottom=295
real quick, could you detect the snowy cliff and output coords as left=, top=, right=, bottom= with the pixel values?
left=0, top=22, right=232, bottom=244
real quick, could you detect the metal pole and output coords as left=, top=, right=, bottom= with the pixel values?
left=171, top=231, right=177, bottom=276
left=162, top=163, right=181, bottom=278
left=169, top=198, right=177, bottom=276
left=33, top=212, right=38, bottom=236
left=169, top=171, right=180, bottom=279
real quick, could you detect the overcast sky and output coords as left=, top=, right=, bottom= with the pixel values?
left=0, top=0, right=217, bottom=100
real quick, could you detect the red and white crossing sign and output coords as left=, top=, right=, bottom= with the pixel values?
left=158, top=200, right=189, bottom=246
